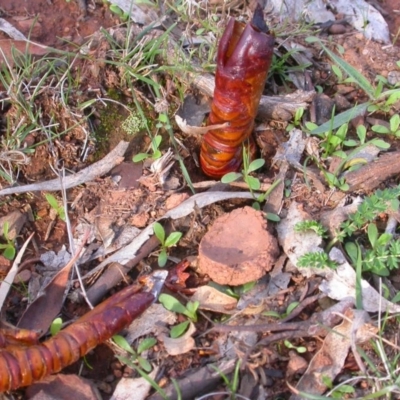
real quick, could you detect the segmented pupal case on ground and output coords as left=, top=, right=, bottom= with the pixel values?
left=200, top=4, right=274, bottom=178
left=0, top=283, right=157, bottom=392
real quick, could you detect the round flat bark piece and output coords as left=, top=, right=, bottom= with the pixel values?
left=198, top=206, right=279, bottom=286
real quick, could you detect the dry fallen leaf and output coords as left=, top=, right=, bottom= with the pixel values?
left=191, top=285, right=238, bottom=314
left=158, top=322, right=196, bottom=356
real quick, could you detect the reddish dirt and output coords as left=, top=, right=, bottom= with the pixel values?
left=198, top=206, right=279, bottom=286
left=381, top=0, right=400, bottom=45
left=0, top=0, right=117, bottom=48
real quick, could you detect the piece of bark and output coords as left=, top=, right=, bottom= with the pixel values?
left=344, top=151, right=400, bottom=192
left=0, top=141, right=129, bottom=196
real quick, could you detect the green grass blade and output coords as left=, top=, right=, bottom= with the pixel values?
left=310, top=103, right=369, bottom=135
left=319, top=42, right=376, bottom=99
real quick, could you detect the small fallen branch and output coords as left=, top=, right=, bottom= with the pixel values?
left=0, top=141, right=129, bottom=196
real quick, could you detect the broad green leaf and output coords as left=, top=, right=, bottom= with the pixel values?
left=310, top=103, right=369, bottom=135
left=296, top=346, right=307, bottom=354
left=345, top=242, right=358, bottom=266
left=332, top=150, right=347, bottom=158
left=241, top=280, right=256, bottom=293
left=262, top=310, right=281, bottom=318
left=158, top=113, right=168, bottom=123
left=247, top=158, right=265, bottom=173
left=371, top=139, right=390, bottom=149
left=221, top=172, right=241, bottom=183
left=371, top=125, right=390, bottom=134
left=343, top=139, right=358, bottom=147
left=50, top=317, right=63, bottom=336
left=3, top=245, right=15, bottom=260
left=185, top=301, right=199, bottom=321
left=153, top=134, right=162, bottom=147
left=153, top=222, right=165, bottom=244
left=337, top=385, right=355, bottom=394
left=356, top=125, right=366, bottom=143
left=339, top=181, right=349, bottom=191
left=109, top=4, right=124, bottom=16
left=45, top=193, right=59, bottom=210
left=266, top=212, right=280, bottom=222
left=331, top=64, right=342, bottom=81
left=286, top=302, right=299, bottom=315
left=112, top=335, right=136, bottom=355
left=2, top=222, right=9, bottom=239
left=164, top=232, right=182, bottom=247
left=391, top=291, right=400, bottom=303
left=390, top=114, right=400, bottom=132
left=305, top=121, right=318, bottom=131
left=137, top=356, right=152, bottom=372
left=367, top=223, right=378, bottom=248
left=245, top=176, right=260, bottom=190
left=132, top=153, right=148, bottom=162
left=158, top=250, right=168, bottom=267
left=336, top=123, right=348, bottom=139
left=170, top=321, right=190, bottom=338
left=376, top=233, right=392, bottom=247
left=137, top=337, right=157, bottom=354
left=152, top=149, right=162, bottom=159
left=159, top=293, right=187, bottom=315
left=385, top=90, right=400, bottom=105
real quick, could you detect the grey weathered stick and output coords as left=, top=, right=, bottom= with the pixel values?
left=0, top=141, right=129, bottom=196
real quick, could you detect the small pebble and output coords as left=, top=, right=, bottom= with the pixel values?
left=14, top=270, right=31, bottom=284
left=113, top=369, right=123, bottom=379
left=388, top=71, right=400, bottom=86
left=328, top=24, right=346, bottom=34
left=104, top=374, right=115, bottom=383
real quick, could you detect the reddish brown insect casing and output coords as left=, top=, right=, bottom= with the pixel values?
left=200, top=6, right=274, bottom=178
left=0, top=285, right=154, bottom=392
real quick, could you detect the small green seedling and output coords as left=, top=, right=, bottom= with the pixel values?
left=221, top=146, right=265, bottom=193
left=109, top=4, right=130, bottom=21
left=152, top=222, right=182, bottom=267
left=286, top=107, right=304, bottom=131
left=322, top=375, right=355, bottom=398
left=297, top=251, right=338, bottom=269
left=371, top=114, right=400, bottom=137
left=133, top=134, right=162, bottom=162
left=210, top=359, right=242, bottom=395
left=221, top=147, right=282, bottom=215
left=45, top=193, right=66, bottom=221
left=263, top=301, right=300, bottom=320
left=295, top=220, right=327, bottom=238
left=155, top=113, right=172, bottom=131
left=284, top=340, right=307, bottom=354
left=159, top=293, right=199, bottom=338
left=50, top=317, right=63, bottom=336
left=132, top=114, right=172, bottom=162
left=0, top=222, right=16, bottom=260
left=113, top=335, right=156, bottom=372
left=345, top=223, right=400, bottom=277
